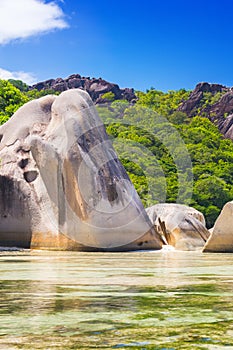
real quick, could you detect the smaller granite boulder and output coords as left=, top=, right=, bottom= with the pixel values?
left=146, top=203, right=210, bottom=251
left=203, top=201, right=233, bottom=252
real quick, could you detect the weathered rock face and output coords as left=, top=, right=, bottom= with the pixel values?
left=178, top=82, right=233, bottom=140
left=218, top=114, right=233, bottom=140
left=178, top=82, right=228, bottom=117
left=0, top=89, right=162, bottom=251
left=146, top=203, right=210, bottom=251
left=203, top=201, right=233, bottom=252
left=30, top=74, right=136, bottom=104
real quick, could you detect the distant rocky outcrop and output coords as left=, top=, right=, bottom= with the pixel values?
left=178, top=82, right=233, bottom=140
left=209, top=91, right=233, bottom=119
left=146, top=203, right=210, bottom=251
left=30, top=76, right=233, bottom=140
left=0, top=89, right=162, bottom=251
left=30, top=74, right=136, bottom=104
left=178, top=82, right=229, bottom=118
left=203, top=201, right=233, bottom=253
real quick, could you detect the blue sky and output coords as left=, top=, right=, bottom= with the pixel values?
left=0, top=0, right=233, bottom=91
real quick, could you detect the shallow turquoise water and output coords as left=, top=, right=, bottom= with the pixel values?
left=0, top=249, right=233, bottom=349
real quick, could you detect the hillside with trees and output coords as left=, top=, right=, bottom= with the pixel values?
left=1, top=77, right=233, bottom=227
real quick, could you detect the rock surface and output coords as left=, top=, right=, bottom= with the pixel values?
left=30, top=74, right=136, bottom=104
left=209, top=91, right=233, bottom=119
left=0, top=89, right=162, bottom=251
left=203, top=201, right=233, bottom=252
left=178, top=82, right=229, bottom=118
left=178, top=82, right=233, bottom=140
left=146, top=203, right=210, bottom=250
left=31, top=77, right=233, bottom=141
left=218, top=114, right=233, bottom=140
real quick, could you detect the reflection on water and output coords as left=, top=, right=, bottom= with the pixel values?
left=0, top=249, right=233, bottom=349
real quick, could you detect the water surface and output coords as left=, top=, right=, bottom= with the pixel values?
left=0, top=249, right=233, bottom=349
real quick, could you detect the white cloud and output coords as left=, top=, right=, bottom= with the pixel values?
left=0, top=68, right=37, bottom=85
left=0, top=0, right=68, bottom=44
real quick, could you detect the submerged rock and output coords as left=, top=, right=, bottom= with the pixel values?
left=0, top=89, right=162, bottom=251
left=146, top=203, right=210, bottom=251
left=203, top=201, right=233, bottom=252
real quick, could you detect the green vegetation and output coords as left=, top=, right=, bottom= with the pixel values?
left=8, top=79, right=29, bottom=92
left=193, top=91, right=225, bottom=117
left=136, top=87, right=191, bottom=117
left=97, top=90, right=233, bottom=227
left=0, top=79, right=58, bottom=125
left=0, top=79, right=233, bottom=227
left=0, top=80, right=29, bottom=123
left=100, top=91, right=115, bottom=101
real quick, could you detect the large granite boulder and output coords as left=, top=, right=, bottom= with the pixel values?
left=0, top=89, right=162, bottom=251
left=146, top=203, right=210, bottom=250
left=203, top=201, right=233, bottom=252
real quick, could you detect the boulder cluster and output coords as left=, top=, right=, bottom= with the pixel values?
left=30, top=74, right=136, bottom=104
left=0, top=88, right=232, bottom=253
left=146, top=202, right=233, bottom=252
